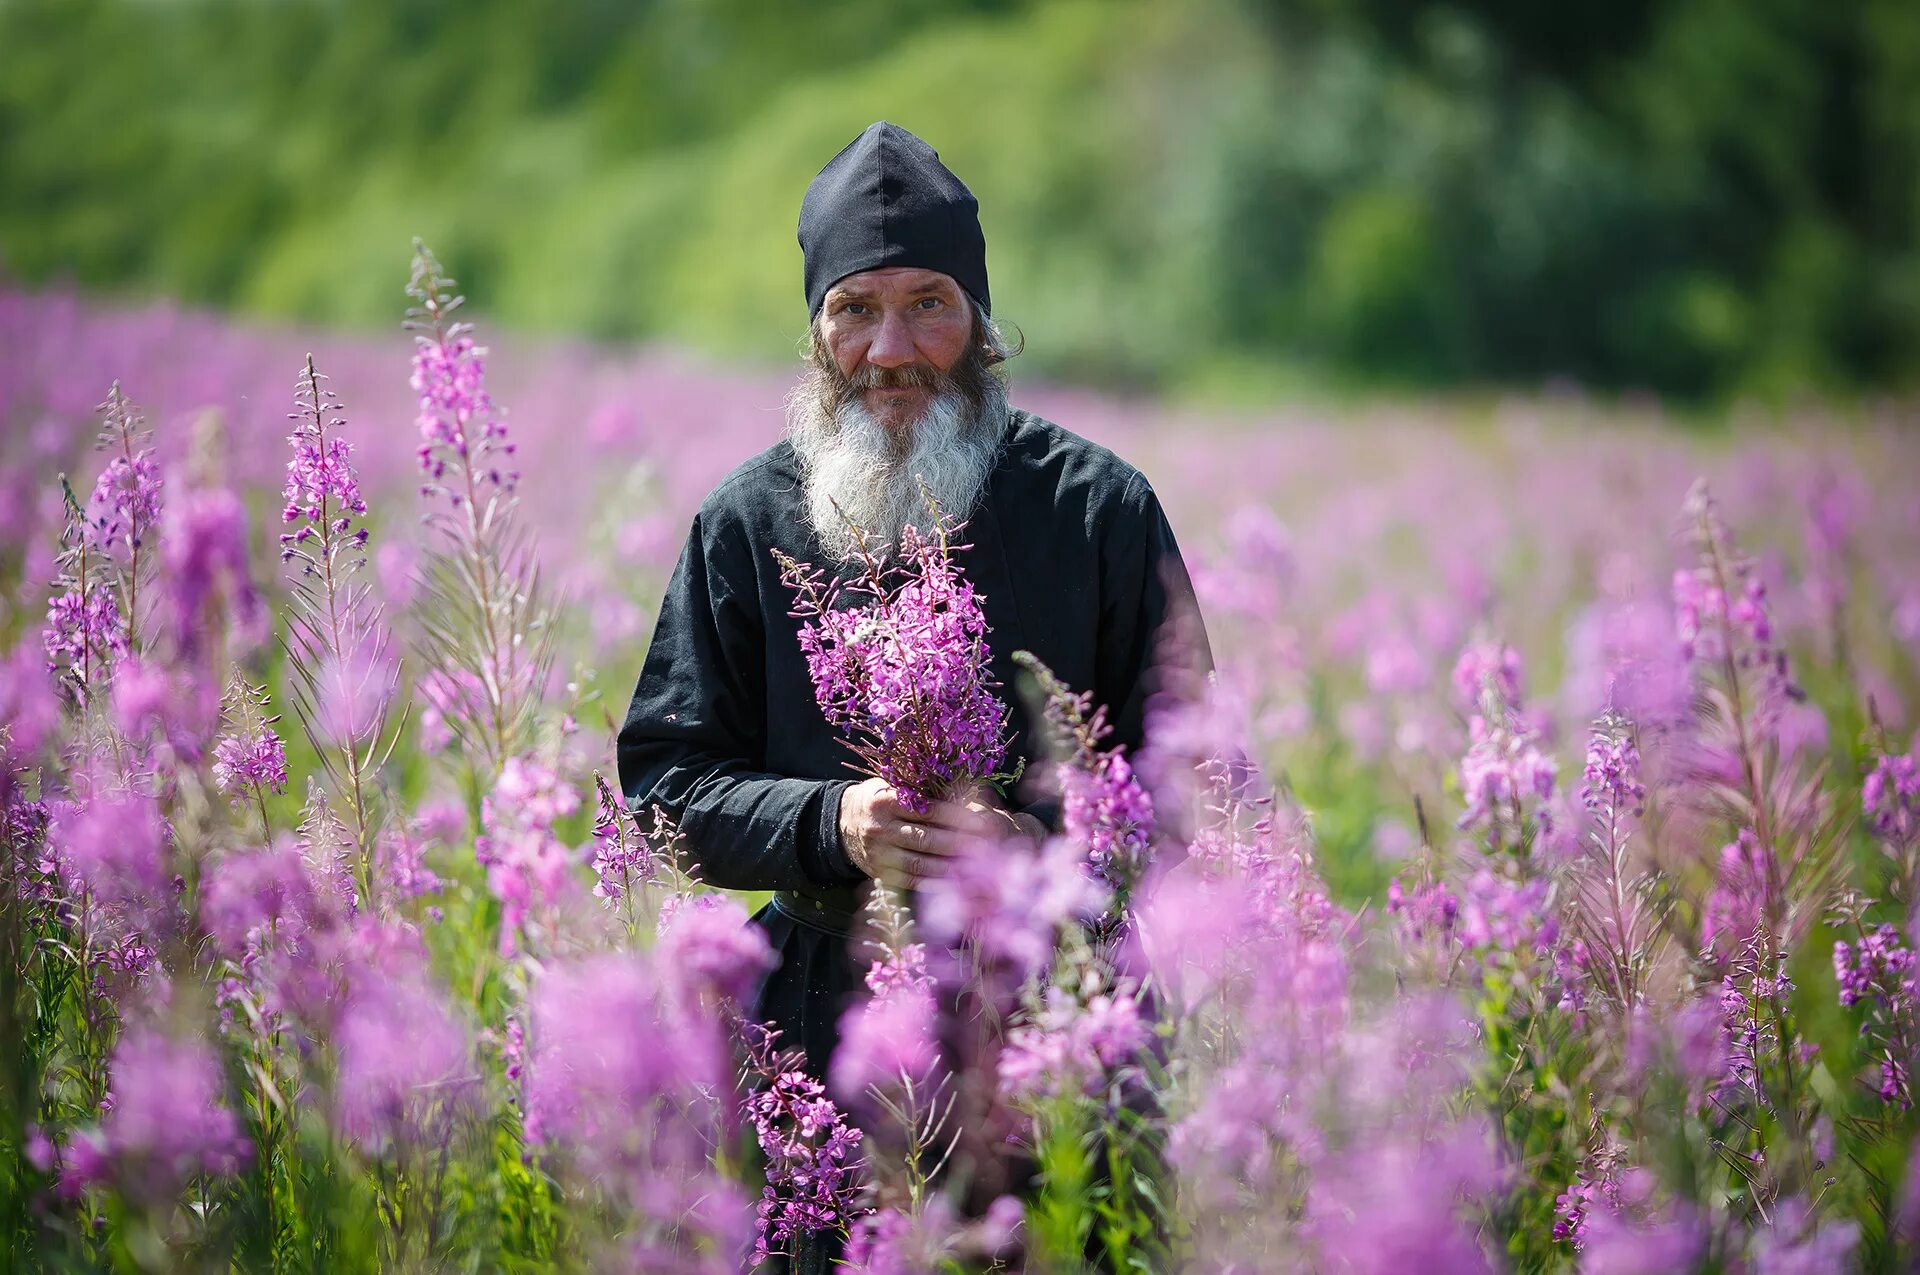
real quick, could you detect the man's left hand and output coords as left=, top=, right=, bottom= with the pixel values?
left=930, top=782, right=1046, bottom=846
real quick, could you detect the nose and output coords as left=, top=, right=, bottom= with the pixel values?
left=864, top=310, right=916, bottom=369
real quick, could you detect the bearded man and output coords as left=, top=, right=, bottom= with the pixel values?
left=616, top=121, right=1208, bottom=1085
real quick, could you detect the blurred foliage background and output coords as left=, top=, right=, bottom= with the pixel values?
left=2, top=0, right=1916, bottom=401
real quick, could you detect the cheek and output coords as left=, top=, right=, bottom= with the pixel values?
left=822, top=329, right=866, bottom=378
left=922, top=318, right=974, bottom=372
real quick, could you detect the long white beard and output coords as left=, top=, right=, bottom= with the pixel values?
left=787, top=375, right=1006, bottom=558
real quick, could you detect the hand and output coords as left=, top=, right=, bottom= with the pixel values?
left=838, top=778, right=1034, bottom=889
left=945, top=779, right=1047, bottom=846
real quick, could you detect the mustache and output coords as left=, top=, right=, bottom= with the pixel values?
left=847, top=362, right=941, bottom=391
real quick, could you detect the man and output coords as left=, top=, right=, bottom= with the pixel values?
left=616, top=121, right=1207, bottom=1084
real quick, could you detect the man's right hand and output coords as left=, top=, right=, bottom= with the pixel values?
left=837, top=777, right=1010, bottom=890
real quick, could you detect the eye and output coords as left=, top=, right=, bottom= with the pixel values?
left=915, top=296, right=943, bottom=310
left=841, top=302, right=870, bottom=316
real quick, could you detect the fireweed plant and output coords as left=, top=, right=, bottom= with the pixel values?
left=3, top=252, right=1920, bottom=1272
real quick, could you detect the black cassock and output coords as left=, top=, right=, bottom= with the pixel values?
left=615, top=407, right=1204, bottom=1081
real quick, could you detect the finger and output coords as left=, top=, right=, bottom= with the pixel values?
left=909, top=799, right=1013, bottom=840
left=885, top=821, right=975, bottom=859
left=904, top=849, right=951, bottom=878
left=867, top=783, right=907, bottom=819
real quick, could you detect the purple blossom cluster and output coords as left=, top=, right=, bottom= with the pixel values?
left=162, top=484, right=266, bottom=662
left=1456, top=707, right=1557, bottom=840
left=407, top=247, right=518, bottom=498
left=1834, top=923, right=1917, bottom=1105
left=745, top=1056, right=867, bottom=1265
left=84, top=385, right=163, bottom=565
left=1451, top=637, right=1524, bottom=711
left=1701, top=829, right=1778, bottom=965
left=1579, top=715, right=1647, bottom=817
left=998, top=981, right=1149, bottom=1100
left=1865, top=752, right=1919, bottom=849
left=1061, top=748, right=1154, bottom=894
left=523, top=951, right=753, bottom=1264
left=654, top=893, right=776, bottom=1006
left=332, top=966, right=476, bottom=1150
left=1675, top=481, right=1804, bottom=736
left=58, top=1025, right=249, bottom=1205
left=919, top=834, right=1105, bottom=989
left=777, top=514, right=1009, bottom=813
left=1716, top=952, right=1797, bottom=1105
left=590, top=780, right=655, bottom=907
left=212, top=727, right=289, bottom=798
left=42, top=585, right=127, bottom=685
left=1456, top=869, right=1559, bottom=965
left=199, top=840, right=319, bottom=958
left=1552, top=1154, right=1627, bottom=1248
left=46, top=790, right=172, bottom=927
left=841, top=1195, right=1023, bottom=1274
left=832, top=940, right=939, bottom=1104
left=85, top=450, right=164, bottom=563
left=1387, top=875, right=1461, bottom=947
left=280, top=358, right=370, bottom=556
left=474, top=755, right=582, bottom=957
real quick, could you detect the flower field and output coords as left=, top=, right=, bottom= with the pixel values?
left=3, top=246, right=1919, bottom=1272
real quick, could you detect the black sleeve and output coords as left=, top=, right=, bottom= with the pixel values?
left=615, top=506, right=867, bottom=893
left=1097, top=472, right=1213, bottom=757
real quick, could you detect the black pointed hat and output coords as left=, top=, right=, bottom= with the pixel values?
left=798, top=121, right=989, bottom=319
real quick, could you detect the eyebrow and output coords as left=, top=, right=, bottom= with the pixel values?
left=828, top=281, right=953, bottom=303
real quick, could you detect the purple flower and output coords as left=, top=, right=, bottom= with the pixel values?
left=1580, top=1206, right=1707, bottom=1275
left=525, top=952, right=735, bottom=1175
left=1746, top=1196, right=1860, bottom=1274
left=1061, top=749, right=1154, bottom=893
left=831, top=981, right=939, bottom=1103
left=161, top=484, right=265, bottom=661
left=43, top=581, right=127, bottom=686
left=999, top=983, right=1148, bottom=1101
left=654, top=893, right=776, bottom=1006
left=408, top=246, right=518, bottom=497
left=87, top=450, right=163, bottom=562
left=0, top=638, right=61, bottom=763
left=1553, top=1159, right=1627, bottom=1249
left=1833, top=923, right=1917, bottom=1106
left=1580, top=715, right=1647, bottom=817
left=1388, top=876, right=1461, bottom=944
left=48, top=791, right=170, bottom=920
left=591, top=784, right=654, bottom=906
left=1456, top=707, right=1557, bottom=839
left=84, top=384, right=163, bottom=565
left=62, top=1025, right=249, bottom=1205
left=1865, top=752, right=1919, bottom=848
left=1305, top=1131, right=1501, bottom=1274
left=1835, top=925, right=1915, bottom=1010
left=746, top=1061, right=867, bottom=1264
left=776, top=512, right=1009, bottom=812
left=1452, top=637, right=1524, bottom=711
left=212, top=729, right=289, bottom=799
left=842, top=1196, right=1022, bottom=1273
left=333, top=970, right=476, bottom=1150
left=475, top=755, right=582, bottom=957
left=1456, top=869, right=1558, bottom=959
left=1700, top=830, right=1777, bottom=964
left=280, top=359, right=370, bottom=552
left=919, top=835, right=1104, bottom=989
left=1675, top=482, right=1803, bottom=737
left=198, top=841, right=318, bottom=958
left=373, top=821, right=444, bottom=906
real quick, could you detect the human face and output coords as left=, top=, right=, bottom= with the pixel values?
left=817, top=267, right=975, bottom=429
